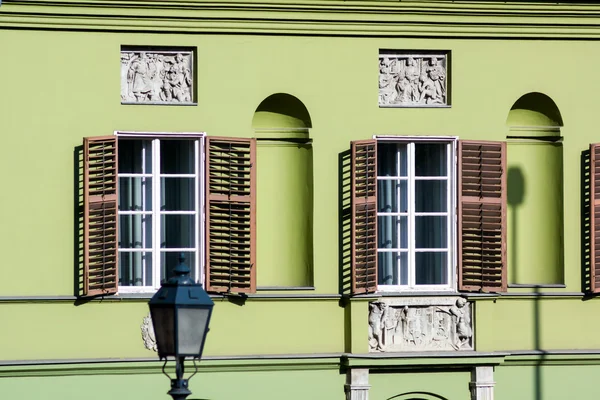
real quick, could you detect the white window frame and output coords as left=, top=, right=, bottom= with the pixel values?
left=374, top=135, right=458, bottom=292
left=115, top=131, right=206, bottom=293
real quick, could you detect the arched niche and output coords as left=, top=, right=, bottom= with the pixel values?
left=505, top=92, right=564, bottom=285
left=506, top=92, right=563, bottom=136
left=252, top=93, right=312, bottom=139
left=386, top=392, right=449, bottom=400
left=252, top=93, right=314, bottom=288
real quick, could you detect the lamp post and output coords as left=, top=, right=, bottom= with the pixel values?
left=148, top=254, right=215, bottom=400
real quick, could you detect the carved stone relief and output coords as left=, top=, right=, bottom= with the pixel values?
left=368, top=297, right=473, bottom=352
left=379, top=53, right=448, bottom=107
left=141, top=313, right=157, bottom=352
left=121, top=49, right=194, bottom=104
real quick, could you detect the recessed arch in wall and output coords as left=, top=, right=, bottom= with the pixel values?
left=252, top=93, right=314, bottom=289
left=505, top=92, right=564, bottom=286
left=506, top=92, right=563, bottom=129
left=252, top=93, right=312, bottom=139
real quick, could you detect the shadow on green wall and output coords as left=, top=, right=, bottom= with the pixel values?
left=507, top=166, right=525, bottom=284
left=338, top=149, right=352, bottom=297
left=581, top=149, right=592, bottom=295
left=506, top=92, right=563, bottom=128
left=252, top=93, right=312, bottom=130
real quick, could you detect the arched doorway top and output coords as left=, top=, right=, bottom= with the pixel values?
left=386, top=391, right=450, bottom=400
left=251, top=93, right=312, bottom=130
left=506, top=92, right=563, bottom=128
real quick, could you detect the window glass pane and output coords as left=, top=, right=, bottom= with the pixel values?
left=415, top=216, right=447, bottom=248
left=119, top=215, right=153, bottom=249
left=119, top=177, right=152, bottom=211
left=377, top=180, right=407, bottom=213
left=415, top=143, right=447, bottom=176
left=119, top=251, right=152, bottom=286
left=378, top=252, right=396, bottom=285
left=161, top=140, right=195, bottom=174
left=415, top=252, right=448, bottom=285
left=378, top=216, right=407, bottom=249
left=161, top=177, right=195, bottom=211
left=415, top=180, right=447, bottom=212
left=161, top=251, right=196, bottom=283
left=119, top=140, right=152, bottom=174
left=161, top=214, right=195, bottom=248
left=378, top=252, right=408, bottom=286
left=377, top=143, right=407, bottom=177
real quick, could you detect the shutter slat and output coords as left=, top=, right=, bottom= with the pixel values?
left=590, top=143, right=600, bottom=293
left=83, top=136, right=119, bottom=297
left=458, top=140, right=507, bottom=293
left=205, top=137, right=256, bottom=294
left=351, top=140, right=378, bottom=294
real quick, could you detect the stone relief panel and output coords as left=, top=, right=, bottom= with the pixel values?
left=379, top=52, right=448, bottom=107
left=368, top=297, right=472, bottom=352
left=141, top=313, right=157, bottom=352
left=121, top=49, right=194, bottom=104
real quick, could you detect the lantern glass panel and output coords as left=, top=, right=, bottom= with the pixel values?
left=151, top=307, right=175, bottom=356
left=177, top=307, right=210, bottom=356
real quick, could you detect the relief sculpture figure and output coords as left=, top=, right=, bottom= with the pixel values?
left=127, top=52, right=153, bottom=102
left=121, top=50, right=193, bottom=103
left=369, top=299, right=472, bottom=352
left=437, top=298, right=472, bottom=350
left=368, top=302, right=386, bottom=351
left=379, top=54, right=447, bottom=107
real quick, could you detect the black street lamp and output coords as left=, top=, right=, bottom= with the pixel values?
left=148, top=254, right=215, bottom=400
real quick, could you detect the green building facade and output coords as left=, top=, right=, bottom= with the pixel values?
left=0, top=1, right=599, bottom=399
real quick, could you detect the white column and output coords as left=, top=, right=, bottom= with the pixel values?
left=345, top=368, right=370, bottom=400
left=470, top=366, right=495, bottom=400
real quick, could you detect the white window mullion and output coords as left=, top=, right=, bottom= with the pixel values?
left=194, top=139, right=201, bottom=284
left=152, top=139, right=161, bottom=289
left=141, top=142, right=148, bottom=286
left=446, top=143, right=452, bottom=288
left=408, top=142, right=416, bottom=289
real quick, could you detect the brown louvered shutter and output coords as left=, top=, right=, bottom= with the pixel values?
left=590, top=144, right=600, bottom=292
left=351, top=140, right=378, bottom=294
left=458, top=140, right=507, bottom=293
left=205, top=137, right=256, bottom=294
left=83, top=136, right=118, bottom=296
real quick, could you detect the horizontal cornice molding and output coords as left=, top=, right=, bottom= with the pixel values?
left=4, top=1, right=600, bottom=37
left=4, top=349, right=600, bottom=376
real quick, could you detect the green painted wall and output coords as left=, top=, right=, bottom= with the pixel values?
left=0, top=300, right=344, bottom=360
left=3, top=3, right=600, bottom=392
left=0, top=368, right=345, bottom=400
left=507, top=140, right=564, bottom=285
left=257, top=141, right=313, bottom=287
left=496, top=364, right=600, bottom=400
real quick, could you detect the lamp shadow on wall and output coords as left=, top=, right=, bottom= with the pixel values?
left=507, top=166, right=525, bottom=284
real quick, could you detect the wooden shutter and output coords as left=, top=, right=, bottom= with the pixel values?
left=590, top=144, right=600, bottom=292
left=351, top=140, right=378, bottom=294
left=83, top=136, right=118, bottom=296
left=205, top=137, right=256, bottom=293
left=458, top=140, right=507, bottom=293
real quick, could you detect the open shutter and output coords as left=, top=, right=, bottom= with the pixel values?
left=205, top=137, right=256, bottom=294
left=351, top=140, right=378, bottom=294
left=83, top=136, right=118, bottom=296
left=590, top=144, right=600, bottom=292
left=458, top=140, right=507, bottom=292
